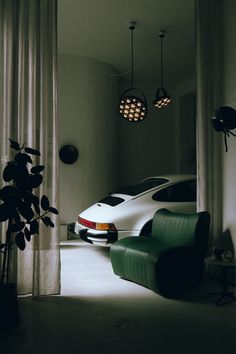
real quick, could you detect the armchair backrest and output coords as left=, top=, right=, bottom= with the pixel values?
left=151, top=208, right=211, bottom=257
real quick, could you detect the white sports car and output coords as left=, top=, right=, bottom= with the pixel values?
left=74, top=174, right=196, bottom=246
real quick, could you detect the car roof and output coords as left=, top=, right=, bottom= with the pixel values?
left=111, top=174, right=196, bottom=200
left=143, top=174, right=196, bottom=183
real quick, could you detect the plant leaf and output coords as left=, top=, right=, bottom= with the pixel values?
left=32, top=195, right=39, bottom=206
left=48, top=206, right=59, bottom=215
left=0, top=202, right=14, bottom=221
left=24, top=227, right=31, bottom=241
left=9, top=221, right=25, bottom=232
left=23, top=192, right=34, bottom=204
left=3, top=163, right=16, bottom=182
left=35, top=204, right=41, bottom=215
left=0, top=186, right=15, bottom=201
left=32, top=195, right=40, bottom=214
left=15, top=166, right=29, bottom=187
left=15, top=231, right=26, bottom=250
left=28, top=174, right=43, bottom=189
left=0, top=204, right=8, bottom=222
left=41, top=195, right=50, bottom=211
left=13, top=209, right=21, bottom=224
left=30, top=165, right=44, bottom=174
left=9, top=139, right=20, bottom=151
left=30, top=220, right=39, bottom=235
left=15, top=153, right=32, bottom=165
left=18, top=202, right=34, bottom=221
left=24, top=147, right=41, bottom=156
left=42, top=216, right=54, bottom=228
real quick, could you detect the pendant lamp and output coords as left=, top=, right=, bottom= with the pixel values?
left=118, top=22, right=148, bottom=122
left=153, top=31, right=171, bottom=108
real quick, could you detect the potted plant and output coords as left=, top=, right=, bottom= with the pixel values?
left=0, top=139, right=58, bottom=329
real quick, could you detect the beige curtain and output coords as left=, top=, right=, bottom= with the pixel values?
left=0, top=0, right=60, bottom=296
left=195, top=0, right=223, bottom=247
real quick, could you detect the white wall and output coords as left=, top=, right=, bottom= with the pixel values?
left=58, top=55, right=119, bottom=237
left=222, top=0, right=236, bottom=250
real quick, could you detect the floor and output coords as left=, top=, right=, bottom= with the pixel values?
left=1, top=239, right=236, bottom=354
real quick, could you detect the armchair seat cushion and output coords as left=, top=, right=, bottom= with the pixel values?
left=111, top=237, right=170, bottom=292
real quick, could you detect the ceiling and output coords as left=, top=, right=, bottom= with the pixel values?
left=58, top=0, right=195, bottom=85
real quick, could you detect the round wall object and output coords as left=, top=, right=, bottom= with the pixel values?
left=59, top=145, right=79, bottom=164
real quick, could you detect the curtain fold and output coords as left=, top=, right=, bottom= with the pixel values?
left=195, top=0, right=223, bottom=247
left=0, top=0, right=60, bottom=296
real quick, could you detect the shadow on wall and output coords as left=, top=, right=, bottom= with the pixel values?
left=220, top=228, right=234, bottom=255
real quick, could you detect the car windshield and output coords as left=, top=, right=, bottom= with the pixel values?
left=116, top=178, right=168, bottom=196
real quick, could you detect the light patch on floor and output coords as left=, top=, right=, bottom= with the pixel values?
left=60, top=239, right=157, bottom=298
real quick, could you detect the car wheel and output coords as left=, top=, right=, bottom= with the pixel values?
left=140, top=220, right=152, bottom=237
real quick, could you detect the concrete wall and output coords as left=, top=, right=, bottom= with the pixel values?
left=222, top=0, right=236, bottom=250
left=58, top=55, right=119, bottom=238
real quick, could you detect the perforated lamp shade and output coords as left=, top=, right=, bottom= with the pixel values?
left=118, top=88, right=148, bottom=122
left=153, top=88, right=171, bottom=108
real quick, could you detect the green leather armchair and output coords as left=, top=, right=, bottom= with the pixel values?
left=110, top=208, right=211, bottom=298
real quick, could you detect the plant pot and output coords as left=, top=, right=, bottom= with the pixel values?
left=0, top=283, right=20, bottom=330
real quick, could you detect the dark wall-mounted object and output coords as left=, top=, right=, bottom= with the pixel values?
left=59, top=145, right=79, bottom=164
left=211, top=106, right=236, bottom=152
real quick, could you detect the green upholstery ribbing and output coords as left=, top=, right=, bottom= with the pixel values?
left=151, top=209, right=210, bottom=256
left=111, top=237, right=169, bottom=292
left=110, top=209, right=210, bottom=298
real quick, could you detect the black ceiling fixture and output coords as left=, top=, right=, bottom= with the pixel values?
left=118, top=22, right=148, bottom=122
left=153, top=31, right=171, bottom=109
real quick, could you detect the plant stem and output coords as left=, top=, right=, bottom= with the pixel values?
left=32, top=210, right=49, bottom=222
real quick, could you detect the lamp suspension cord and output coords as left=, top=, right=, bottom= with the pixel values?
left=160, top=35, right=163, bottom=88
left=131, top=26, right=134, bottom=88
